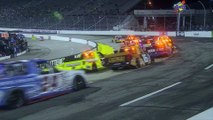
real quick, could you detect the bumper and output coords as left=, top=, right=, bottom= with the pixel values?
left=109, top=62, right=131, bottom=69
left=148, top=50, right=172, bottom=58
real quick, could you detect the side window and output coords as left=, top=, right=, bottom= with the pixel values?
left=5, top=63, right=28, bottom=77
left=36, top=62, right=54, bottom=75
left=13, top=63, right=28, bottom=76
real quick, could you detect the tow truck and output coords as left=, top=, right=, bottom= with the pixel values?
left=104, top=37, right=151, bottom=70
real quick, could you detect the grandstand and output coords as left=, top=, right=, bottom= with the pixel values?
left=0, top=0, right=143, bottom=30
left=0, top=0, right=212, bottom=31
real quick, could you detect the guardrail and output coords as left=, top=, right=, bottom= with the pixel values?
left=0, top=50, right=28, bottom=61
left=1, top=27, right=213, bottom=38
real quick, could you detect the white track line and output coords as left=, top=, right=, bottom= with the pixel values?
left=187, top=107, right=213, bottom=120
left=120, top=82, right=182, bottom=107
left=205, top=64, right=213, bottom=70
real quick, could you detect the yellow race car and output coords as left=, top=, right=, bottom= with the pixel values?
left=55, top=43, right=114, bottom=71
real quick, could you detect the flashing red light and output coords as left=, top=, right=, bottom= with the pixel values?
left=147, top=40, right=151, bottom=44
left=182, top=0, right=186, bottom=4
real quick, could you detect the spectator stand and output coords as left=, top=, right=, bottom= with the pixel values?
left=0, top=32, right=28, bottom=61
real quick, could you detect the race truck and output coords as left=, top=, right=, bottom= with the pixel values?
left=55, top=43, right=114, bottom=71
left=55, top=50, right=103, bottom=71
left=0, top=59, right=87, bottom=108
left=104, top=38, right=152, bottom=70
left=142, top=35, right=174, bottom=58
left=112, top=35, right=126, bottom=43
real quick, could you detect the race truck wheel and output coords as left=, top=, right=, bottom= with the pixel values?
left=111, top=67, right=119, bottom=70
left=136, top=58, right=141, bottom=68
left=6, top=90, right=25, bottom=109
left=73, top=75, right=86, bottom=91
left=92, top=63, right=98, bottom=72
left=151, top=57, right=155, bottom=63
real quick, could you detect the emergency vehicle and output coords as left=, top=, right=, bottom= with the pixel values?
left=142, top=35, right=174, bottom=58
left=104, top=37, right=151, bottom=70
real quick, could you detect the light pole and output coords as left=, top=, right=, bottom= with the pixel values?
left=186, top=4, right=192, bottom=31
left=177, top=12, right=181, bottom=32
left=198, top=1, right=206, bottom=28
left=174, top=1, right=186, bottom=36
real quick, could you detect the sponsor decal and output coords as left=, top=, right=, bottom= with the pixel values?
left=176, top=31, right=185, bottom=37
left=49, top=58, right=65, bottom=66
left=66, top=62, right=81, bottom=67
left=193, top=32, right=199, bottom=36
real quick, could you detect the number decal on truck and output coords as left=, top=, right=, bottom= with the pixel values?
left=41, top=75, right=60, bottom=92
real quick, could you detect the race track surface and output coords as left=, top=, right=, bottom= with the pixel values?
left=0, top=37, right=213, bottom=120
left=3, top=38, right=92, bottom=62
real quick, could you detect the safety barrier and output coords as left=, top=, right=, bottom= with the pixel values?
left=1, top=27, right=213, bottom=38
left=0, top=50, right=28, bottom=61
left=184, top=31, right=212, bottom=38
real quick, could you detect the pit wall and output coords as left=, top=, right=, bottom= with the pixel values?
left=0, top=51, right=27, bottom=61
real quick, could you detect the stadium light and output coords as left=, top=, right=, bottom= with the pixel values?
left=173, top=0, right=186, bottom=34
left=198, top=1, right=206, bottom=28
left=148, top=1, right=152, bottom=5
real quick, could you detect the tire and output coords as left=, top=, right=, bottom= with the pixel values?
left=73, top=76, right=86, bottom=91
left=92, top=63, right=98, bottom=72
left=151, top=57, right=155, bottom=63
left=111, top=67, right=118, bottom=70
left=136, top=58, right=141, bottom=68
left=6, top=91, right=25, bottom=109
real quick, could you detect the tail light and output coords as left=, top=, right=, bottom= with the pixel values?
left=124, top=48, right=129, bottom=52
left=89, top=52, right=94, bottom=57
left=82, top=53, right=89, bottom=59
left=82, top=51, right=95, bottom=59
